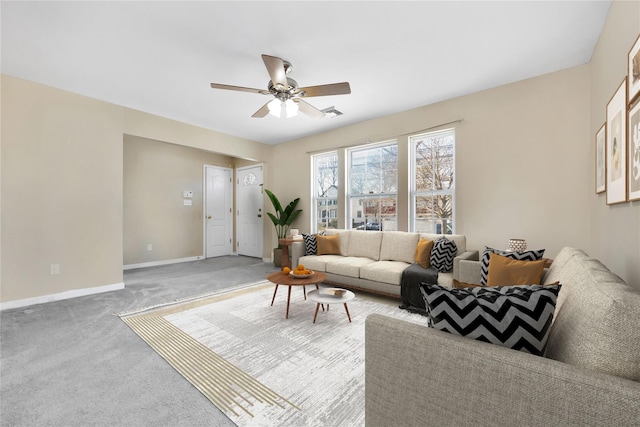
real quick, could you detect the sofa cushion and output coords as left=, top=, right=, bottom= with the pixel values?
left=486, top=253, right=546, bottom=286
left=480, top=247, right=545, bottom=285
left=420, top=283, right=561, bottom=356
left=325, top=229, right=350, bottom=256
left=302, top=233, right=318, bottom=255
left=421, top=233, right=466, bottom=255
left=360, top=261, right=409, bottom=286
left=326, top=257, right=376, bottom=278
left=348, top=230, right=383, bottom=260
left=414, top=238, right=434, bottom=269
left=316, top=234, right=340, bottom=255
left=298, top=255, right=343, bottom=272
left=545, top=248, right=640, bottom=381
left=379, top=231, right=420, bottom=264
left=430, top=237, right=457, bottom=273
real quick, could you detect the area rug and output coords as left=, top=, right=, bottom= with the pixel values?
left=118, top=280, right=428, bottom=426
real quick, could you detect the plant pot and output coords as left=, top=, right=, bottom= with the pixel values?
left=273, top=248, right=282, bottom=267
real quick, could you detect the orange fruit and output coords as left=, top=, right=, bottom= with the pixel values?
left=282, top=267, right=291, bottom=274
left=297, top=264, right=305, bottom=271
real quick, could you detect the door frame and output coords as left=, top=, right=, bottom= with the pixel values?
left=202, top=164, right=234, bottom=258
left=235, top=163, right=265, bottom=259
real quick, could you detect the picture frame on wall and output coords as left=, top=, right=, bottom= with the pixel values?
left=628, top=100, right=640, bottom=201
left=606, top=78, right=627, bottom=205
left=628, top=34, right=640, bottom=104
left=595, top=123, right=606, bottom=194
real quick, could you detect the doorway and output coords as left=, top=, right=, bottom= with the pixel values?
left=236, top=164, right=264, bottom=258
left=205, top=165, right=233, bottom=258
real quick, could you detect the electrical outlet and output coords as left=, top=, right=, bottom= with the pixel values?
left=147, top=244, right=153, bottom=251
left=50, top=264, right=61, bottom=275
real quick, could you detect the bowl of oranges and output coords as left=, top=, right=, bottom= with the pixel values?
left=288, top=264, right=313, bottom=278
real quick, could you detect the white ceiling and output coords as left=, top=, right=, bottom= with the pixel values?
left=1, top=1, right=611, bottom=145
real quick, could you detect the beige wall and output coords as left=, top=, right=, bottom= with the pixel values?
left=1, top=76, right=124, bottom=302
left=123, top=135, right=234, bottom=265
left=588, top=0, right=640, bottom=288
left=270, top=65, right=592, bottom=268
left=1, top=75, right=268, bottom=303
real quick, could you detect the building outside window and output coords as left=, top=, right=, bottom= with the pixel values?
left=348, top=142, right=398, bottom=231
left=312, top=152, right=339, bottom=232
left=411, top=129, right=455, bottom=234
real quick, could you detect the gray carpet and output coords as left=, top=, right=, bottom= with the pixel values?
left=0, top=256, right=277, bottom=427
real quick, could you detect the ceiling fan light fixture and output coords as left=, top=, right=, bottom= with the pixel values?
left=268, top=98, right=298, bottom=118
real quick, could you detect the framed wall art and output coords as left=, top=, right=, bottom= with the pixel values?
left=606, top=79, right=627, bottom=205
left=595, top=123, right=606, bottom=194
left=628, top=100, right=640, bottom=201
left=628, top=34, right=640, bottom=104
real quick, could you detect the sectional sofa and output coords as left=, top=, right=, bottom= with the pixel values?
left=365, top=247, right=640, bottom=426
left=290, top=229, right=478, bottom=297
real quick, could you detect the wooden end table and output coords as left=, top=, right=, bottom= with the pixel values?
left=266, top=271, right=327, bottom=319
left=277, top=238, right=301, bottom=269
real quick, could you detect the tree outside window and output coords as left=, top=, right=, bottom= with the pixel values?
left=313, top=152, right=339, bottom=232
left=411, top=129, right=455, bottom=234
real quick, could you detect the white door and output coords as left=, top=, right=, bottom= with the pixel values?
left=236, top=165, right=264, bottom=258
left=205, top=166, right=233, bottom=258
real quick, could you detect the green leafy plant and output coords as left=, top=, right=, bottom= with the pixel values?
left=265, top=189, right=302, bottom=247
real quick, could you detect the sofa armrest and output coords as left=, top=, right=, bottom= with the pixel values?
left=453, top=250, right=479, bottom=282
left=458, top=259, right=482, bottom=284
left=291, top=241, right=305, bottom=267
left=365, top=314, right=640, bottom=427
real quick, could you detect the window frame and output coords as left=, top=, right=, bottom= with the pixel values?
left=410, top=128, right=456, bottom=234
left=346, top=140, right=398, bottom=231
left=312, top=151, right=339, bottom=233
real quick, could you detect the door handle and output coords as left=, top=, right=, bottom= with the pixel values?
left=207, top=215, right=212, bottom=219
left=257, top=214, right=262, bottom=218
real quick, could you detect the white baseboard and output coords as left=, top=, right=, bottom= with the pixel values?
left=0, top=282, right=125, bottom=311
left=123, top=256, right=204, bottom=270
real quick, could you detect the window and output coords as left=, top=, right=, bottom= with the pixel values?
left=312, top=152, right=339, bottom=232
left=348, top=142, right=398, bottom=231
left=411, top=129, right=455, bottom=234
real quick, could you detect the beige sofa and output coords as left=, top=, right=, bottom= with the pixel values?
left=290, top=229, right=477, bottom=297
left=365, top=247, right=640, bottom=426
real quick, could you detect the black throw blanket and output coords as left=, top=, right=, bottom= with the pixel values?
left=399, top=264, right=439, bottom=315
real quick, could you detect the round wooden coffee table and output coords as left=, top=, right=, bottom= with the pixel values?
left=266, top=271, right=327, bottom=319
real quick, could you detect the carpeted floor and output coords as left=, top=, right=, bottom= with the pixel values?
left=0, top=256, right=279, bottom=427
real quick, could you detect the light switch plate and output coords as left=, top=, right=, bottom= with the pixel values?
left=184, top=199, right=192, bottom=206
left=183, top=191, right=193, bottom=198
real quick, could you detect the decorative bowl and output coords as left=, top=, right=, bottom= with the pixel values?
left=290, top=270, right=314, bottom=278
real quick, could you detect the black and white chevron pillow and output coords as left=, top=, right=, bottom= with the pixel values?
left=302, top=233, right=317, bottom=255
left=430, top=237, right=457, bottom=273
left=420, top=283, right=561, bottom=356
left=480, top=247, right=545, bottom=285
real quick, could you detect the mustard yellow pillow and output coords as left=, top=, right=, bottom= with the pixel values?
left=316, top=234, right=340, bottom=255
left=414, top=238, right=434, bottom=268
left=487, top=252, right=546, bottom=286
left=453, top=279, right=483, bottom=289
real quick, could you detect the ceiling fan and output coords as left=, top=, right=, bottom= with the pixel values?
left=210, top=54, right=351, bottom=119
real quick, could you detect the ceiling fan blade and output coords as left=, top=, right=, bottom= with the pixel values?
left=210, top=83, right=268, bottom=94
left=251, top=101, right=271, bottom=118
left=261, top=54, right=288, bottom=89
left=294, top=99, right=325, bottom=118
left=297, top=82, right=351, bottom=97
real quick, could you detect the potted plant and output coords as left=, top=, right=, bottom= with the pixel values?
left=265, top=189, right=302, bottom=267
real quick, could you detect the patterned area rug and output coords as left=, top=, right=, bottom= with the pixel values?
left=119, top=281, right=428, bottom=426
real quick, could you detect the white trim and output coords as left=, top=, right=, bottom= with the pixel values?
left=0, top=282, right=125, bottom=311
left=123, top=256, right=203, bottom=270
